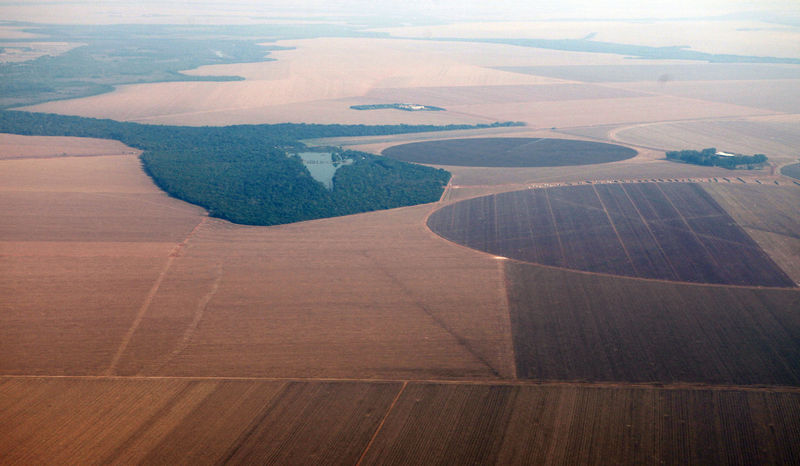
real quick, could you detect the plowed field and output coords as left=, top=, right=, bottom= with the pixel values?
left=428, top=183, right=794, bottom=287
left=383, top=137, right=637, bottom=167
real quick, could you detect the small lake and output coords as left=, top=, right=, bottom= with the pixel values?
left=296, top=152, right=353, bottom=190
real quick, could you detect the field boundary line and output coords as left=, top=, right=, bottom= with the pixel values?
left=355, top=381, right=407, bottom=466
left=144, top=263, right=224, bottom=376
left=654, top=183, right=723, bottom=271
left=497, top=259, right=518, bottom=380
left=105, top=216, right=208, bottom=376
left=619, top=184, right=681, bottom=280
left=543, top=189, right=567, bottom=265
left=591, top=184, right=639, bottom=275
left=362, top=251, right=502, bottom=378
left=5, top=375, right=800, bottom=393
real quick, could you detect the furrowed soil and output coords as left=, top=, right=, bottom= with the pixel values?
left=505, top=261, right=800, bottom=385
left=0, top=141, right=204, bottom=375
left=3, top=378, right=798, bottom=465
left=382, top=137, right=637, bottom=167
left=428, top=183, right=794, bottom=287
left=0, top=377, right=402, bottom=465
left=5, top=27, right=800, bottom=463
left=360, top=383, right=800, bottom=465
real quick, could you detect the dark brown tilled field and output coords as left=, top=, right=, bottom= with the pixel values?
left=362, top=383, right=800, bottom=465
left=382, top=137, right=637, bottom=167
left=428, top=183, right=795, bottom=287
left=505, top=262, right=800, bottom=385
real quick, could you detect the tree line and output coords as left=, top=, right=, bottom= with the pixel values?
left=666, top=148, right=767, bottom=169
left=0, top=111, right=509, bottom=225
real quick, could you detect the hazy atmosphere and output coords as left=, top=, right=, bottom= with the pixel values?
left=1, top=0, right=799, bottom=463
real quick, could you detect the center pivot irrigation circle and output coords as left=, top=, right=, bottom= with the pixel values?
left=427, top=183, right=794, bottom=287
left=382, top=137, right=637, bottom=167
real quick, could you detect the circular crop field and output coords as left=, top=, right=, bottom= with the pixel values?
left=427, top=183, right=794, bottom=287
left=382, top=137, right=637, bottom=167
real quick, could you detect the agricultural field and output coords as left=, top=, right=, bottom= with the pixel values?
left=382, top=137, right=637, bottom=167
left=2, top=378, right=798, bottom=465
left=704, top=183, right=800, bottom=283
left=3, top=8, right=800, bottom=464
left=0, top=377, right=402, bottom=464
left=361, top=383, right=800, bottom=465
left=505, top=260, right=800, bottom=384
left=428, top=183, right=794, bottom=287
left=0, top=133, right=137, bottom=160
left=782, top=162, right=800, bottom=180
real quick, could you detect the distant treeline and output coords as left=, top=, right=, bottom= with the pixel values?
left=0, top=111, right=521, bottom=225
left=350, top=103, right=446, bottom=111
left=666, top=148, right=767, bottom=169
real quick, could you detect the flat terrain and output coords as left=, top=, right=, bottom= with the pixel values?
left=429, top=183, right=793, bottom=286
left=4, top=18, right=800, bottom=463
left=2, top=377, right=798, bottom=465
left=0, top=133, right=137, bottom=160
left=781, top=162, right=800, bottom=180
left=505, top=260, right=800, bottom=384
left=382, top=137, right=637, bottom=167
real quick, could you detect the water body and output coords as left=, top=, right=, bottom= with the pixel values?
left=296, top=152, right=352, bottom=189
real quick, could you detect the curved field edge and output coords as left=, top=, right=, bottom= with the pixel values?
left=427, top=182, right=795, bottom=288
left=782, top=162, right=800, bottom=181
left=0, top=111, right=520, bottom=225
left=382, top=137, right=637, bottom=167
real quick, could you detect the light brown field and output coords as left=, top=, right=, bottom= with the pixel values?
left=0, top=138, right=204, bottom=375
left=4, top=27, right=800, bottom=463
left=0, top=134, right=138, bottom=160
left=377, top=19, right=800, bottom=58
left=113, top=205, right=515, bottom=380
left=614, top=79, right=800, bottom=114
left=0, top=377, right=404, bottom=465
left=20, top=38, right=569, bottom=126
left=609, top=116, right=800, bottom=165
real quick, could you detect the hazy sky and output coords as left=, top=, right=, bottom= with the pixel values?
left=1, top=0, right=798, bottom=24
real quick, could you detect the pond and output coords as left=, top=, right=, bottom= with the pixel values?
left=296, top=152, right=353, bottom=190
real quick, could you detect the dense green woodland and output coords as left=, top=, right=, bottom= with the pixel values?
left=0, top=111, right=518, bottom=225
left=666, top=148, right=768, bottom=169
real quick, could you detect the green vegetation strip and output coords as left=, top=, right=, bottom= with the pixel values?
left=0, top=111, right=520, bottom=225
left=666, top=148, right=767, bottom=169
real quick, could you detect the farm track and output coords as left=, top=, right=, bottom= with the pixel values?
left=105, top=216, right=209, bottom=376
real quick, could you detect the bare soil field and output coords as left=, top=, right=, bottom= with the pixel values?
left=609, top=116, right=800, bottom=164
left=0, top=377, right=401, bottom=465
left=383, top=137, right=636, bottom=167
left=19, top=38, right=566, bottom=126
left=362, top=383, right=800, bottom=465
left=704, top=183, right=800, bottom=284
left=365, top=83, right=646, bottom=106
left=499, top=64, right=800, bottom=83
left=506, top=261, right=800, bottom=385
left=0, top=138, right=205, bottom=375
left=453, top=94, right=774, bottom=129
left=429, top=183, right=793, bottom=286
left=378, top=19, right=800, bottom=58
left=3, top=377, right=798, bottom=464
left=615, top=79, right=800, bottom=114
left=112, top=204, right=516, bottom=380
left=0, top=133, right=138, bottom=160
